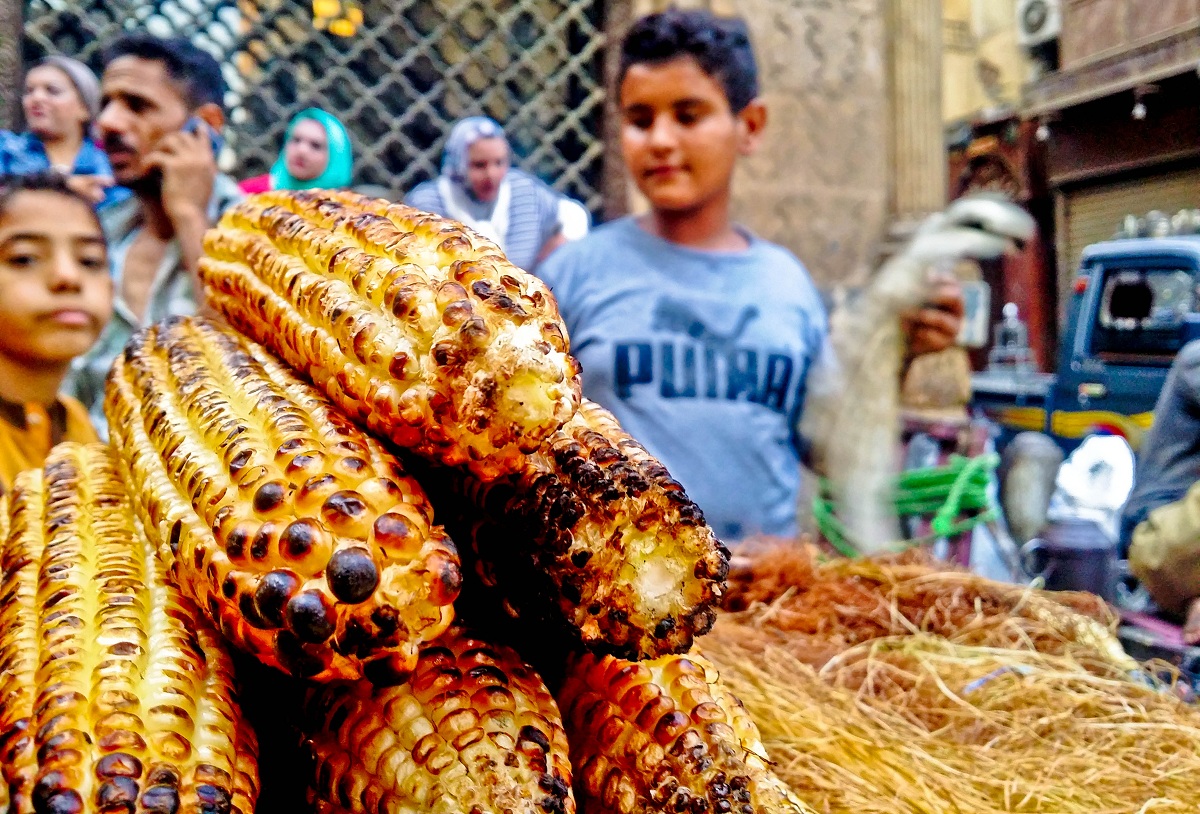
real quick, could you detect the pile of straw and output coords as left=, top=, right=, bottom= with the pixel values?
left=703, top=631, right=1200, bottom=814
left=722, top=543, right=1134, bottom=672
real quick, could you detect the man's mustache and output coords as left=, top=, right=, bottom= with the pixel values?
left=102, top=135, right=136, bottom=154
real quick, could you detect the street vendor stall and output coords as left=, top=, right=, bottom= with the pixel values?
left=0, top=190, right=1194, bottom=814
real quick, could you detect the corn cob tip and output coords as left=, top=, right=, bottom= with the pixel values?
left=429, top=398, right=729, bottom=661
left=558, top=650, right=812, bottom=814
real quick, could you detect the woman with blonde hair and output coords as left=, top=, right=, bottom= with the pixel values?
left=0, top=56, right=129, bottom=208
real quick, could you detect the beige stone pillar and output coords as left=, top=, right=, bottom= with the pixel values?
left=885, top=1, right=969, bottom=416
left=887, top=0, right=946, bottom=234
left=620, top=1, right=892, bottom=287
left=0, top=0, right=22, bottom=129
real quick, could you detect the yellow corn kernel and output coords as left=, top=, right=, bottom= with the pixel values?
left=105, top=316, right=461, bottom=683
left=301, top=628, right=574, bottom=814
left=0, top=443, right=258, bottom=814
left=558, top=650, right=814, bottom=814
left=200, top=189, right=581, bottom=480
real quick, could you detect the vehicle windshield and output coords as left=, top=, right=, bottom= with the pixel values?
left=1091, top=267, right=1197, bottom=362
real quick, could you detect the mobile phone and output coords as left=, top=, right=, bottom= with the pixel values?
left=183, top=116, right=225, bottom=158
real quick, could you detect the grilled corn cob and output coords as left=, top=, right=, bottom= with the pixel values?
left=558, top=650, right=814, bottom=814
left=199, top=189, right=581, bottom=480
left=0, top=442, right=259, bottom=814
left=0, top=495, right=6, bottom=814
left=424, top=399, right=728, bottom=659
left=105, top=316, right=461, bottom=683
left=301, top=628, right=574, bottom=814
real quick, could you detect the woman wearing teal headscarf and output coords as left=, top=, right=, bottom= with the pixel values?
left=240, top=108, right=353, bottom=194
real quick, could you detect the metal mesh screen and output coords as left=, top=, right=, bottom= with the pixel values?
left=22, top=0, right=611, bottom=212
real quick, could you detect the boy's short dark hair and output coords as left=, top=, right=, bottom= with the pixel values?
left=0, top=173, right=100, bottom=228
left=619, top=10, right=759, bottom=112
left=103, top=34, right=225, bottom=111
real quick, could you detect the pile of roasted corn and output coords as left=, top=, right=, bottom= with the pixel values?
left=0, top=191, right=812, bottom=814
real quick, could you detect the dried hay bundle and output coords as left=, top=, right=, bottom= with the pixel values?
left=702, top=631, right=1200, bottom=814
left=723, top=543, right=1133, bottom=672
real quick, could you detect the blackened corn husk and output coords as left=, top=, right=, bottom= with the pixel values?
left=0, top=443, right=259, bottom=814
left=105, top=316, right=461, bottom=683
left=420, top=399, right=729, bottom=660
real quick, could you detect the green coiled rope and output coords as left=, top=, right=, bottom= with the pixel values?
left=813, top=453, right=999, bottom=558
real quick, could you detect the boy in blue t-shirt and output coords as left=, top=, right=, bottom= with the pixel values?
left=538, top=10, right=963, bottom=541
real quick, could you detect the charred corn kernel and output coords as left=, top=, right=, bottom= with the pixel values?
left=0, top=443, right=259, bottom=814
left=558, top=651, right=814, bottom=814
left=105, top=316, right=461, bottom=683
left=301, top=628, right=574, bottom=814
left=427, top=399, right=729, bottom=659
left=199, top=189, right=581, bottom=480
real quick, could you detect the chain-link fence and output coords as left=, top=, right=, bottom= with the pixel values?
left=21, top=0, right=618, bottom=213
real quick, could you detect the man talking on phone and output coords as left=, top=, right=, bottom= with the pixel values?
left=66, top=34, right=243, bottom=431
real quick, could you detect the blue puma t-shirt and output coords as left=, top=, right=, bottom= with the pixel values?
left=537, top=216, right=830, bottom=540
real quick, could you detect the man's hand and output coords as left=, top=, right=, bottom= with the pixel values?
left=145, top=125, right=217, bottom=227
left=901, top=277, right=966, bottom=358
left=65, top=174, right=114, bottom=206
left=1184, top=597, right=1200, bottom=646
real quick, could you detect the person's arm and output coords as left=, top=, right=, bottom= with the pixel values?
left=143, top=125, right=218, bottom=297
left=535, top=231, right=568, bottom=266
left=899, top=277, right=965, bottom=360
left=1129, top=481, right=1200, bottom=616
left=1128, top=346, right=1200, bottom=625
left=63, top=174, right=115, bottom=206
left=793, top=313, right=838, bottom=472
left=404, top=182, right=442, bottom=215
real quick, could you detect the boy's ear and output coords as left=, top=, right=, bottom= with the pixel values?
left=736, top=98, right=767, bottom=156
left=194, top=103, right=225, bottom=132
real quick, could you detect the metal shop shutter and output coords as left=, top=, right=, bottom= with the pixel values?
left=1063, top=165, right=1200, bottom=275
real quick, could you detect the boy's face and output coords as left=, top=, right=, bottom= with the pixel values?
left=0, top=190, right=112, bottom=368
left=620, top=56, right=765, bottom=215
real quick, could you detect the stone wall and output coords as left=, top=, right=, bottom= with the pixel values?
left=1061, top=0, right=1200, bottom=68
left=633, top=0, right=891, bottom=287
left=0, top=0, right=20, bottom=129
left=942, top=0, right=1030, bottom=125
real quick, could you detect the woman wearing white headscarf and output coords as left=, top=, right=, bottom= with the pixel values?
left=405, top=116, right=588, bottom=271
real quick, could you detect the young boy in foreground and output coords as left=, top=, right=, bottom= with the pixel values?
left=0, top=173, right=113, bottom=492
left=537, top=10, right=963, bottom=541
